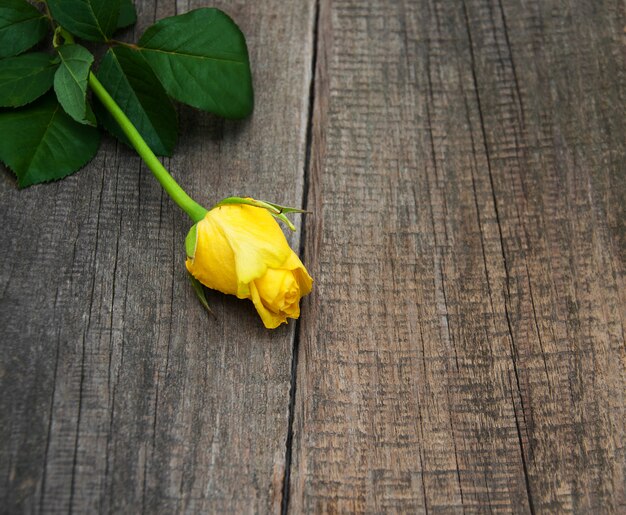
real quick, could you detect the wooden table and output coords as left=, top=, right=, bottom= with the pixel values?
left=1, top=0, right=624, bottom=512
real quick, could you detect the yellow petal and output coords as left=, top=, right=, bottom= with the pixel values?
left=249, top=280, right=287, bottom=329
left=282, top=251, right=313, bottom=295
left=254, top=269, right=300, bottom=313
left=185, top=213, right=239, bottom=296
left=208, top=205, right=293, bottom=295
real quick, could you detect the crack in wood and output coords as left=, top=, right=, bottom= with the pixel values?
left=281, top=1, right=322, bottom=513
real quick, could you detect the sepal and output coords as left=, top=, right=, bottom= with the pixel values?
left=212, top=196, right=307, bottom=231
left=185, top=223, right=198, bottom=259
left=187, top=271, right=215, bottom=318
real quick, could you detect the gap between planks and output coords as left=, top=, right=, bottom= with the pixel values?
left=281, top=0, right=322, bottom=513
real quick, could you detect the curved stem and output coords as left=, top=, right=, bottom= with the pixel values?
left=88, top=72, right=207, bottom=222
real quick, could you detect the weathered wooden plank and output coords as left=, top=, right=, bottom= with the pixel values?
left=0, top=0, right=315, bottom=513
left=462, top=0, right=625, bottom=510
left=289, top=0, right=624, bottom=512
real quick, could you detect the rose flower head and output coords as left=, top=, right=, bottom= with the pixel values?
left=185, top=197, right=312, bottom=328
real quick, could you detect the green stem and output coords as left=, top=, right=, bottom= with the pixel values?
left=87, top=72, right=207, bottom=222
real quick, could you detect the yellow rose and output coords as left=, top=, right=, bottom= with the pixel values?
left=185, top=203, right=313, bottom=329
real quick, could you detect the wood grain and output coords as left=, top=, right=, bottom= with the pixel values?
left=1, top=0, right=624, bottom=513
left=0, top=0, right=316, bottom=513
left=289, top=0, right=625, bottom=512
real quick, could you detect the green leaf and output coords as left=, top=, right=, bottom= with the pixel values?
left=0, top=94, right=100, bottom=187
left=0, top=52, right=59, bottom=107
left=47, top=0, right=120, bottom=42
left=116, top=0, right=136, bottom=29
left=0, top=0, right=49, bottom=58
left=95, top=46, right=177, bottom=156
left=54, top=44, right=96, bottom=125
left=138, top=8, right=253, bottom=119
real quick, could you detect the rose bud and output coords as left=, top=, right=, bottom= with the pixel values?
left=185, top=200, right=312, bottom=328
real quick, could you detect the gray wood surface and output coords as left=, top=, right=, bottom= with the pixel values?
left=1, top=0, right=624, bottom=513
left=291, top=0, right=625, bottom=512
left=1, top=0, right=316, bottom=513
